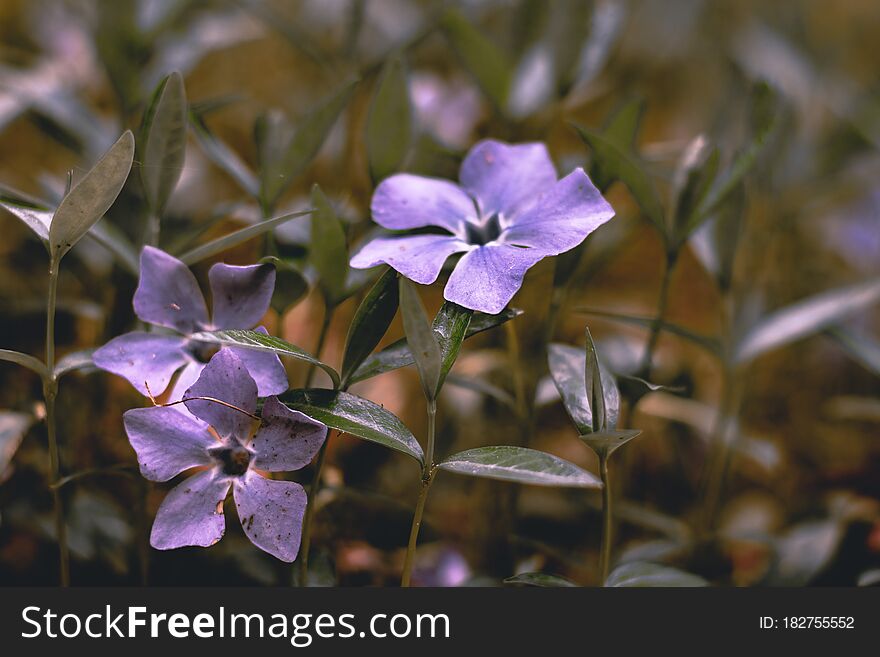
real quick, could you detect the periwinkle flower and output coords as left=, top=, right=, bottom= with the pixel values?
left=94, top=246, right=287, bottom=401
left=350, top=140, right=615, bottom=314
left=123, top=349, right=326, bottom=561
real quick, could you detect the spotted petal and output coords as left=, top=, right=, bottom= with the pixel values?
left=209, top=262, right=275, bottom=329
left=134, top=246, right=209, bottom=333
left=501, top=168, right=615, bottom=254
left=459, top=140, right=557, bottom=219
left=371, top=173, right=475, bottom=235
left=444, top=243, right=546, bottom=314
left=123, top=406, right=214, bottom=482
left=250, top=397, right=326, bottom=471
left=184, top=349, right=258, bottom=440
left=350, top=234, right=471, bottom=284
left=233, top=472, right=307, bottom=562
left=150, top=469, right=231, bottom=550
left=93, top=331, right=189, bottom=396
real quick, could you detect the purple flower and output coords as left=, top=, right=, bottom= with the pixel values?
left=94, top=246, right=287, bottom=401
left=123, top=349, right=326, bottom=561
left=350, top=140, right=615, bottom=314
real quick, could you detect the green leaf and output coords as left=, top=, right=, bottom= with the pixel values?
left=588, top=98, right=647, bottom=192
left=827, top=327, right=880, bottom=377
left=606, top=562, right=709, bottom=587
left=398, top=278, right=441, bottom=400
left=259, top=80, right=357, bottom=209
left=366, top=57, right=412, bottom=182
left=734, top=278, right=880, bottom=365
left=432, top=301, right=473, bottom=394
left=547, top=342, right=619, bottom=434
left=50, top=131, right=134, bottom=261
left=54, top=349, right=96, bottom=380
left=261, top=256, right=310, bottom=314
left=439, top=446, right=601, bottom=488
left=309, top=184, right=349, bottom=303
left=573, top=123, right=665, bottom=235
left=351, top=307, right=520, bottom=384
left=189, top=329, right=339, bottom=389
left=504, top=572, right=577, bottom=587
left=584, top=327, right=606, bottom=432
left=445, top=373, right=517, bottom=411
left=189, top=111, right=260, bottom=198
left=0, top=349, right=49, bottom=381
left=672, top=136, right=720, bottom=243
left=0, top=187, right=53, bottom=245
left=0, top=410, right=33, bottom=480
left=178, top=208, right=313, bottom=265
left=340, top=267, right=399, bottom=388
left=283, top=389, right=423, bottom=465
left=580, top=429, right=642, bottom=459
left=577, top=307, right=722, bottom=356
left=141, top=72, right=187, bottom=216
left=441, top=8, right=512, bottom=109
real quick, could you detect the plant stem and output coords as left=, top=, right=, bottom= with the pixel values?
left=304, top=304, right=334, bottom=388
left=401, top=399, right=437, bottom=587
left=640, top=250, right=678, bottom=378
left=504, top=321, right=528, bottom=430
left=45, top=258, right=69, bottom=586
left=145, top=211, right=160, bottom=248
left=598, top=454, right=612, bottom=585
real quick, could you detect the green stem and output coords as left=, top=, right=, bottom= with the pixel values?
left=598, top=454, right=612, bottom=585
left=401, top=399, right=437, bottom=587
left=45, top=258, right=69, bottom=586
left=640, top=251, right=678, bottom=377
left=145, top=212, right=160, bottom=248
left=304, top=304, right=334, bottom=388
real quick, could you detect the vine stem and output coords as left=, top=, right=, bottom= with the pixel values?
left=296, top=304, right=335, bottom=586
left=598, top=454, right=612, bottom=585
left=639, top=250, right=678, bottom=378
left=45, top=257, right=69, bottom=586
left=401, top=398, right=437, bottom=587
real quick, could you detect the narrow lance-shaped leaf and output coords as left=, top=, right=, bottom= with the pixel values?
left=735, top=278, right=880, bottom=365
left=0, top=186, right=53, bottom=246
left=548, top=341, right=620, bottom=435
left=283, top=389, right=423, bottom=465
left=398, top=278, right=441, bottom=401
left=441, top=8, right=512, bottom=110
left=189, top=328, right=340, bottom=389
left=438, top=446, right=602, bottom=488
left=189, top=111, right=260, bottom=198
left=50, top=130, right=134, bottom=261
left=590, top=98, right=646, bottom=192
left=310, top=184, right=349, bottom=303
left=340, top=267, right=399, bottom=388
left=178, top=208, right=313, bottom=265
left=605, top=562, right=709, bottom=587
left=366, top=58, right=411, bottom=182
left=504, top=573, right=577, bottom=587
left=827, top=327, right=880, bottom=377
left=432, top=301, right=473, bottom=394
left=141, top=72, right=187, bottom=216
left=351, top=308, right=521, bottom=384
left=585, top=327, right=606, bottom=432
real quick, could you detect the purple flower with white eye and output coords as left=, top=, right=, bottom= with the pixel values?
left=350, top=140, right=615, bottom=314
left=123, top=349, right=326, bottom=561
left=94, top=246, right=287, bottom=401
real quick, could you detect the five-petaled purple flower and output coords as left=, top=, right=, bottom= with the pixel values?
left=94, top=246, right=287, bottom=401
left=350, top=140, right=615, bottom=314
left=123, top=349, right=326, bottom=561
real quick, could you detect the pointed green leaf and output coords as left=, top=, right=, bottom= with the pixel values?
left=178, top=209, right=313, bottom=265
left=366, top=58, right=412, bottom=182
left=189, top=111, right=259, bottom=197
left=580, top=429, right=642, bottom=459
left=548, top=342, right=619, bottom=434
left=573, top=123, right=665, bottom=235
left=141, top=72, right=187, bottom=216
left=350, top=308, right=520, bottom=384
left=432, top=301, right=473, bottom=394
left=399, top=278, right=441, bottom=400
left=189, top=329, right=339, bottom=389
left=0, top=349, right=49, bottom=381
left=283, top=389, right=423, bottom=465
left=0, top=188, right=52, bottom=245
left=584, top=327, right=606, bottom=432
left=504, top=572, right=577, bottom=587
left=340, top=267, right=399, bottom=388
left=439, top=446, right=601, bottom=488
left=672, top=136, right=720, bottom=243
left=310, top=184, right=349, bottom=303
left=735, top=278, right=880, bottom=365
left=606, top=562, right=708, bottom=587
left=441, top=8, right=512, bottom=109
left=50, top=131, right=134, bottom=261
left=589, top=98, right=647, bottom=191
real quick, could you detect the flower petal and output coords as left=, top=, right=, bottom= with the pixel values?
left=443, top=243, right=546, bottom=314
left=501, top=168, right=615, bottom=254
left=209, top=262, right=275, bottom=329
left=123, top=406, right=214, bottom=482
left=350, top=234, right=471, bottom=285
left=233, top=472, right=307, bottom=562
left=250, top=397, right=326, bottom=472
left=93, top=331, right=189, bottom=396
left=371, top=173, right=475, bottom=235
left=459, top=140, right=557, bottom=219
left=166, top=359, right=204, bottom=404
left=150, top=469, right=231, bottom=550
left=134, top=246, right=209, bottom=333
left=229, top=326, right=289, bottom=397
left=184, top=349, right=258, bottom=440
